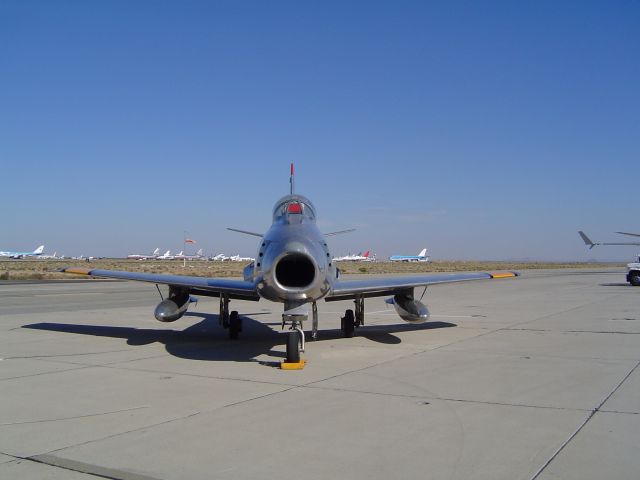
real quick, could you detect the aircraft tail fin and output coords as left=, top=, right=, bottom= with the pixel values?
left=418, top=248, right=427, bottom=257
left=153, top=248, right=160, bottom=255
left=363, top=251, right=370, bottom=258
left=196, top=248, right=204, bottom=256
left=34, top=245, right=45, bottom=254
left=578, top=231, right=596, bottom=249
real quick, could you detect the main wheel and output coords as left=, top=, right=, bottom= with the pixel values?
left=229, top=311, right=242, bottom=339
left=630, top=273, right=640, bottom=286
left=342, top=309, right=355, bottom=338
left=286, top=331, right=301, bottom=363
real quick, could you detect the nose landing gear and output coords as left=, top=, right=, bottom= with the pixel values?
left=281, top=302, right=309, bottom=369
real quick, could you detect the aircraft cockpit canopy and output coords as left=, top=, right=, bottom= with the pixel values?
left=272, top=195, right=316, bottom=222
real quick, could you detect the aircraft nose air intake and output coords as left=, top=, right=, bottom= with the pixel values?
left=275, top=253, right=316, bottom=288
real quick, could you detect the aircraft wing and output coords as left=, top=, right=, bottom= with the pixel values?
left=326, top=272, right=518, bottom=301
left=61, top=268, right=259, bottom=300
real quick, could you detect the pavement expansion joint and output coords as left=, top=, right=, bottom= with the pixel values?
left=28, top=454, right=161, bottom=480
left=304, top=383, right=593, bottom=412
left=529, top=359, right=640, bottom=480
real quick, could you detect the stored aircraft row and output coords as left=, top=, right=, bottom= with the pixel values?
left=62, top=165, right=517, bottom=364
left=127, top=249, right=207, bottom=260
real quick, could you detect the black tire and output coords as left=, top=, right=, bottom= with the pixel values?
left=342, top=309, right=355, bottom=338
left=630, top=273, right=640, bottom=287
left=286, top=331, right=301, bottom=363
left=229, top=311, right=241, bottom=339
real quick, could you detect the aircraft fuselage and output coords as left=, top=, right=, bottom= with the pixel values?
left=245, top=195, right=336, bottom=305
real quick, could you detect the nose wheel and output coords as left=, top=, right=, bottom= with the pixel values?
left=286, top=329, right=302, bottom=363
left=282, top=304, right=307, bottom=368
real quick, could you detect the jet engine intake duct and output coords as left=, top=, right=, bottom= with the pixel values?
left=391, top=291, right=430, bottom=323
left=275, top=253, right=316, bottom=289
left=154, top=287, right=191, bottom=322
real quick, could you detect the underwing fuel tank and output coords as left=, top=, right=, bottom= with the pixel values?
left=154, top=288, right=191, bottom=322
left=387, top=293, right=430, bottom=323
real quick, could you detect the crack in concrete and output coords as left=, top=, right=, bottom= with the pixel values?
left=0, top=406, right=149, bottom=426
left=506, top=327, right=640, bottom=335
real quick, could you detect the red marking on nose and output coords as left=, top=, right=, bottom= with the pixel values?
left=287, top=203, right=302, bottom=214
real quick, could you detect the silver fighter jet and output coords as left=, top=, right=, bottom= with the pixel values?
left=63, top=165, right=517, bottom=363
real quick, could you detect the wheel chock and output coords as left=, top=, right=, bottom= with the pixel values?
left=280, top=359, right=306, bottom=370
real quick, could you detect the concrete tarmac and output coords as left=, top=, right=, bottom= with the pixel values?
left=0, top=269, right=638, bottom=479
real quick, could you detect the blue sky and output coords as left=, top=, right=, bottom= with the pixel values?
left=1, top=1, right=639, bottom=261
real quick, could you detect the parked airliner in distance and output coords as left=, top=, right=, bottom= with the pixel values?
left=175, top=249, right=205, bottom=260
left=389, top=248, right=430, bottom=262
left=229, top=254, right=256, bottom=262
left=127, top=248, right=161, bottom=260
left=156, top=250, right=173, bottom=260
left=0, top=245, right=45, bottom=259
left=37, top=251, right=64, bottom=260
left=62, top=165, right=517, bottom=365
left=333, top=251, right=371, bottom=262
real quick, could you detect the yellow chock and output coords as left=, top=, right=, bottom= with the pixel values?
left=280, top=359, right=306, bottom=370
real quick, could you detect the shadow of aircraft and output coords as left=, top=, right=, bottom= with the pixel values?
left=22, top=313, right=456, bottom=364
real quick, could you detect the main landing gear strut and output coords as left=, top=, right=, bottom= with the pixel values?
left=219, top=293, right=242, bottom=339
left=341, top=296, right=364, bottom=338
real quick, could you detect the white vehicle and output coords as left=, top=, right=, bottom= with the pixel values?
left=579, top=231, right=640, bottom=286
left=626, top=255, right=640, bottom=286
left=128, top=248, right=161, bottom=260
left=211, top=253, right=229, bottom=261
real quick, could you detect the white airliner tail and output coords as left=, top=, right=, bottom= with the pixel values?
left=33, top=245, right=45, bottom=255
left=418, top=248, right=427, bottom=258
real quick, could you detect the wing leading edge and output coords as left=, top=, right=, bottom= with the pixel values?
left=326, top=271, right=518, bottom=301
left=62, top=268, right=259, bottom=300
